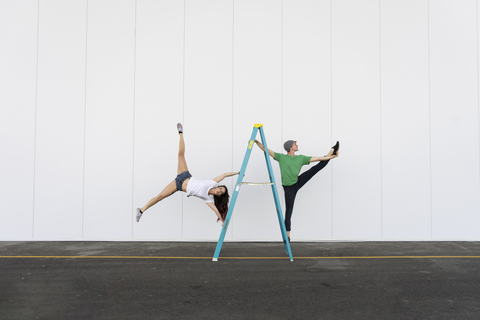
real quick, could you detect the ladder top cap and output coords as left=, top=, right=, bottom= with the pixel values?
left=254, top=124, right=263, bottom=128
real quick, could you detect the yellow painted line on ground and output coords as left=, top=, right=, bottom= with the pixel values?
left=0, top=256, right=212, bottom=259
left=294, top=256, right=480, bottom=259
left=1, top=255, right=480, bottom=260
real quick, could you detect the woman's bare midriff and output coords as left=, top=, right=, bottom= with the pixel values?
left=182, top=178, right=190, bottom=192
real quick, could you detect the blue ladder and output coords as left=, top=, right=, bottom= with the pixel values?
left=212, top=124, right=293, bottom=262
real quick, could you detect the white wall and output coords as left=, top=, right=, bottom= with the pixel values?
left=1, top=0, right=479, bottom=241
left=232, top=0, right=283, bottom=241
left=283, top=0, right=332, bottom=239
left=133, top=0, right=184, bottom=240
left=429, top=0, right=480, bottom=238
left=183, top=0, right=234, bottom=240
left=83, top=0, right=136, bottom=240
left=34, top=0, right=87, bottom=239
left=332, top=0, right=382, bottom=239
left=0, top=0, right=38, bottom=239
left=380, top=0, right=431, bottom=240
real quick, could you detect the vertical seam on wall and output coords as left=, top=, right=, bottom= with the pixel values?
left=131, top=0, right=137, bottom=239
left=281, top=0, right=284, bottom=238
left=32, top=0, right=40, bottom=239
left=182, top=0, right=186, bottom=239
left=281, top=0, right=284, bottom=152
left=379, top=0, right=383, bottom=239
left=82, top=0, right=89, bottom=239
left=330, top=0, right=333, bottom=239
left=477, top=0, right=480, bottom=220
left=232, top=0, right=235, bottom=239
left=428, top=0, right=433, bottom=239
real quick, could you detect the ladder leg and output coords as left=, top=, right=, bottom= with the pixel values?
left=212, top=127, right=259, bottom=261
left=212, top=206, right=233, bottom=261
left=273, top=194, right=293, bottom=260
left=259, top=126, right=293, bottom=261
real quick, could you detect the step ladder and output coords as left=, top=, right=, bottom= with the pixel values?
left=212, top=124, right=293, bottom=262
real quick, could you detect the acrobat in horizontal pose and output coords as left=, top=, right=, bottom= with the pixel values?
left=254, top=139, right=339, bottom=240
left=136, top=123, right=239, bottom=224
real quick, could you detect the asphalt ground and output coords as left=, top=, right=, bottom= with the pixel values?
left=1, top=241, right=479, bottom=320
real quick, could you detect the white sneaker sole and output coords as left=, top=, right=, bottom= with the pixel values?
left=136, top=208, right=142, bottom=222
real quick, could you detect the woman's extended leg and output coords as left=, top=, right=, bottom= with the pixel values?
left=136, top=124, right=188, bottom=222
left=140, top=180, right=177, bottom=213
left=177, top=131, right=188, bottom=175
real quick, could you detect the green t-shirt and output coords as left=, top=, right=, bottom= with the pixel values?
left=274, top=152, right=312, bottom=186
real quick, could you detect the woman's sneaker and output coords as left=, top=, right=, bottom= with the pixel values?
left=136, top=208, right=143, bottom=222
left=177, top=123, right=183, bottom=134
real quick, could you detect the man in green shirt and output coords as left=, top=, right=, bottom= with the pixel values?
left=254, top=139, right=339, bottom=240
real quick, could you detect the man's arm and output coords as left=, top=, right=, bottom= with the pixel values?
left=254, top=140, right=275, bottom=159
left=310, top=152, right=339, bottom=163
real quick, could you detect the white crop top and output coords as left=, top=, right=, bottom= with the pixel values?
left=186, top=177, right=218, bottom=203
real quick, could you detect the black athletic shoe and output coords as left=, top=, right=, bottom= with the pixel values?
left=332, top=141, right=339, bottom=155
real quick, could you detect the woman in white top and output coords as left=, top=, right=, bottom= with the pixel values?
left=136, top=123, right=239, bottom=224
